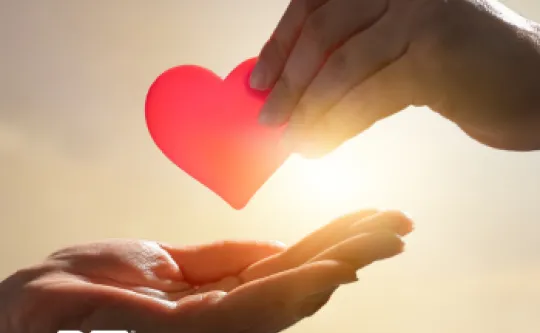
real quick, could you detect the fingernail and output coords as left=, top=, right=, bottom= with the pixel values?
left=363, top=233, right=405, bottom=261
left=379, top=235, right=405, bottom=258
left=354, top=210, right=414, bottom=237
left=250, top=61, right=268, bottom=90
left=401, top=210, right=415, bottom=227
left=382, top=210, right=415, bottom=236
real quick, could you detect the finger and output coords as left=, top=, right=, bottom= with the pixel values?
left=296, top=287, right=336, bottom=318
left=241, top=209, right=413, bottom=282
left=307, top=231, right=404, bottom=269
left=171, top=290, right=229, bottom=311
left=300, top=56, right=415, bottom=158
left=282, top=9, right=410, bottom=148
left=240, top=209, right=379, bottom=281
left=258, top=0, right=389, bottom=125
left=163, top=240, right=285, bottom=284
left=208, top=260, right=357, bottom=332
left=250, top=0, right=330, bottom=90
left=48, top=240, right=187, bottom=292
left=349, top=210, right=414, bottom=237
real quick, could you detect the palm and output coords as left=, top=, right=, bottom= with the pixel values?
left=0, top=209, right=412, bottom=333
left=1, top=239, right=282, bottom=331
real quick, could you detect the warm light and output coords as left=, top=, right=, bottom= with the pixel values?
left=290, top=153, right=360, bottom=198
left=276, top=141, right=373, bottom=215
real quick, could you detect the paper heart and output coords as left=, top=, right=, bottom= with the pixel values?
left=145, top=58, right=290, bottom=209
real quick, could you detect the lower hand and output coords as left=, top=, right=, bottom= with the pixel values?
left=0, top=210, right=412, bottom=333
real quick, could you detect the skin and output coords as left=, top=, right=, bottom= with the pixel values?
left=251, top=0, right=540, bottom=155
left=0, top=209, right=412, bottom=333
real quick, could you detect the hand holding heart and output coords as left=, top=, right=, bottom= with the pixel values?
left=146, top=0, right=540, bottom=208
left=0, top=210, right=412, bottom=333
left=250, top=0, right=540, bottom=154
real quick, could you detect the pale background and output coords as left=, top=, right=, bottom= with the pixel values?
left=2, top=0, right=540, bottom=332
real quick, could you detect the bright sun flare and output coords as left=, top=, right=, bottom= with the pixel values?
left=281, top=142, right=367, bottom=205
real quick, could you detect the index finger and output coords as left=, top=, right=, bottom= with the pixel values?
left=250, top=0, right=330, bottom=90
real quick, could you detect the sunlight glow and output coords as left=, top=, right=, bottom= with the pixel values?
left=278, top=141, right=373, bottom=213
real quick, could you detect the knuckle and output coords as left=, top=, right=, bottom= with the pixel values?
left=46, top=245, right=83, bottom=262
left=302, top=11, right=330, bottom=54
left=326, top=48, right=351, bottom=78
left=267, top=296, right=291, bottom=316
left=291, top=100, right=310, bottom=121
left=266, top=36, right=289, bottom=64
left=297, top=0, right=312, bottom=13
left=304, top=10, right=326, bottom=39
left=276, top=248, right=304, bottom=270
left=299, top=0, right=327, bottom=15
left=267, top=282, right=299, bottom=309
left=297, top=293, right=332, bottom=318
left=275, top=73, right=297, bottom=99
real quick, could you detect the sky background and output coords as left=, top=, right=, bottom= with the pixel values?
left=2, top=0, right=540, bottom=332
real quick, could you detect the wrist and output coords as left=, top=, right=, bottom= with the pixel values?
left=413, top=0, right=540, bottom=150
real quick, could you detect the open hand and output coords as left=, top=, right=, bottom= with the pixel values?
left=0, top=210, right=412, bottom=333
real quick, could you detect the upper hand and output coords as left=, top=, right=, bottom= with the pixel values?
left=0, top=209, right=412, bottom=333
left=252, top=0, right=540, bottom=154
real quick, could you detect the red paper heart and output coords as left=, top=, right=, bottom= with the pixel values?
left=145, top=58, right=290, bottom=209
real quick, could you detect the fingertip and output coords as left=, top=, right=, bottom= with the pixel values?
left=396, top=211, right=415, bottom=235
left=353, top=210, right=415, bottom=237
left=250, top=60, right=269, bottom=91
left=332, top=231, right=405, bottom=269
left=368, top=231, right=405, bottom=258
left=258, top=107, right=279, bottom=125
left=380, top=210, right=415, bottom=236
left=258, top=103, right=291, bottom=126
left=258, top=83, right=297, bottom=127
